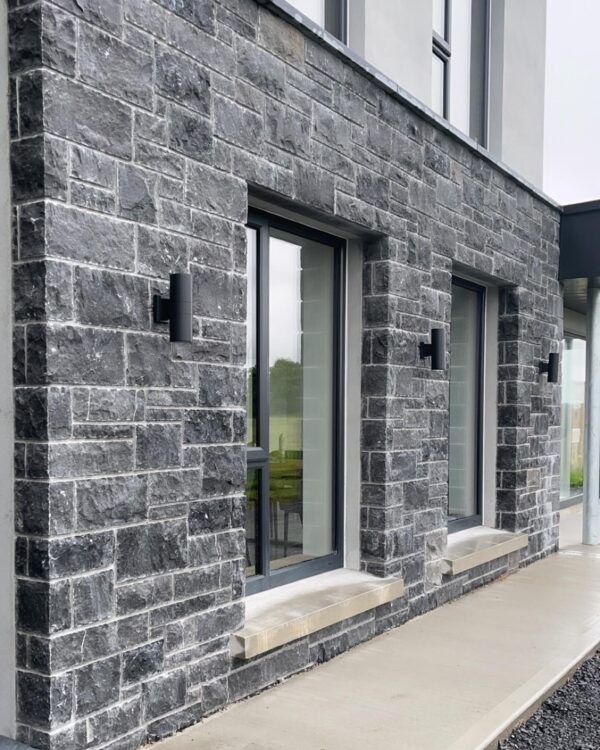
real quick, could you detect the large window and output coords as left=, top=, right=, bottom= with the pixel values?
left=245, top=211, right=345, bottom=593
left=560, top=337, right=586, bottom=505
left=448, top=278, right=484, bottom=531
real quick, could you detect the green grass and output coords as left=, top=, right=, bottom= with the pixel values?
left=570, top=467, right=584, bottom=488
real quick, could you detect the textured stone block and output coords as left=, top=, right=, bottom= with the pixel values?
left=116, top=575, right=173, bottom=616
left=183, top=409, right=233, bottom=445
left=192, top=265, right=244, bottom=321
left=15, top=481, right=75, bottom=536
left=214, top=95, right=262, bottom=150
left=147, top=469, right=203, bottom=506
left=142, top=669, right=186, bottom=721
left=17, top=671, right=73, bottom=729
left=16, top=579, right=71, bottom=634
left=26, top=324, right=125, bottom=386
left=73, top=570, right=115, bottom=627
left=26, top=439, right=133, bottom=479
left=118, top=164, right=157, bottom=223
left=185, top=163, right=246, bottom=221
left=79, top=24, right=152, bottom=108
left=135, top=423, right=182, bottom=470
left=116, top=520, right=188, bottom=581
left=15, top=386, right=71, bottom=440
left=75, top=656, right=120, bottom=717
left=14, top=260, right=73, bottom=322
left=45, top=73, right=132, bottom=158
left=292, top=160, right=334, bottom=212
left=122, top=641, right=164, bottom=686
left=41, top=202, right=135, bottom=269
left=28, top=533, right=114, bottom=579
left=155, top=0, right=214, bottom=32
left=137, top=227, right=188, bottom=278
left=126, top=333, right=194, bottom=388
left=156, top=45, right=210, bottom=113
left=87, top=697, right=142, bottom=747
left=75, top=267, right=149, bottom=329
left=168, top=104, right=213, bottom=161
left=236, top=38, right=285, bottom=98
left=265, top=100, right=310, bottom=156
left=201, top=445, right=245, bottom=497
left=77, top=475, right=148, bottom=530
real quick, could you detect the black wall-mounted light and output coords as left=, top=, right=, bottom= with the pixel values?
left=540, top=352, right=559, bottom=383
left=153, top=273, right=193, bottom=343
left=419, top=328, right=445, bottom=370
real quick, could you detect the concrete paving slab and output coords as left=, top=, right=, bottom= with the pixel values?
left=158, top=506, right=600, bottom=750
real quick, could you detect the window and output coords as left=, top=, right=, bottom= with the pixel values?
left=560, top=337, right=586, bottom=505
left=448, top=278, right=484, bottom=531
left=432, top=0, right=451, bottom=117
left=245, top=211, right=345, bottom=593
left=288, top=0, right=347, bottom=42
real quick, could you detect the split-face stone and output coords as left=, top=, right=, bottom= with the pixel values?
left=8, top=0, right=560, bottom=747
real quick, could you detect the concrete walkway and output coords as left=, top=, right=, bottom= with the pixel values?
left=159, top=506, right=600, bottom=750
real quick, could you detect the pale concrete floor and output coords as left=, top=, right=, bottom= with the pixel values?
left=160, top=505, right=600, bottom=750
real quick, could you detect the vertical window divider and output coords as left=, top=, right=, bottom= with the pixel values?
left=257, top=219, right=270, bottom=581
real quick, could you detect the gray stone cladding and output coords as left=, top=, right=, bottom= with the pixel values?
left=8, top=0, right=562, bottom=748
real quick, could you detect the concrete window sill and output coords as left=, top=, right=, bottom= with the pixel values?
left=230, top=569, right=405, bottom=660
left=442, top=527, right=529, bottom=576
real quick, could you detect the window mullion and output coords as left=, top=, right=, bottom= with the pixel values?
left=257, top=221, right=270, bottom=580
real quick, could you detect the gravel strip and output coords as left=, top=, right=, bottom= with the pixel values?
left=500, top=651, right=600, bottom=749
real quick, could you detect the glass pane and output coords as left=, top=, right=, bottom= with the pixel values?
left=268, top=229, right=335, bottom=570
left=433, top=0, right=446, bottom=37
left=560, top=338, right=586, bottom=500
left=432, top=54, right=445, bottom=116
left=246, top=227, right=258, bottom=447
left=245, top=468, right=260, bottom=577
left=324, top=0, right=343, bottom=40
left=448, top=283, right=482, bottom=522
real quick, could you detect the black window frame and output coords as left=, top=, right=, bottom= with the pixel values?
left=245, top=209, right=346, bottom=595
left=432, top=0, right=451, bottom=119
left=448, top=275, right=485, bottom=533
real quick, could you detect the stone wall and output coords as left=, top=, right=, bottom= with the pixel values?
left=8, top=0, right=561, bottom=748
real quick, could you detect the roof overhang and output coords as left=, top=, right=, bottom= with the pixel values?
left=560, top=200, right=600, bottom=280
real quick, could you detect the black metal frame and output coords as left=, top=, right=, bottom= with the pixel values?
left=245, top=209, right=346, bottom=594
left=448, top=276, right=485, bottom=533
left=432, top=0, right=452, bottom=119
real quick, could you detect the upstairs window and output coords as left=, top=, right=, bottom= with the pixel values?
left=432, top=0, right=451, bottom=117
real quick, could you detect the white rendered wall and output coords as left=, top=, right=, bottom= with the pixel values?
left=544, top=0, right=600, bottom=204
left=348, top=0, right=433, bottom=107
left=489, top=0, right=547, bottom=187
left=288, top=0, right=324, bottom=26
left=0, top=0, right=16, bottom=737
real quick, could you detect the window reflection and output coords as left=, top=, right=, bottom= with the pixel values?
left=268, top=231, right=334, bottom=570
left=448, top=281, right=483, bottom=527
left=432, top=54, right=445, bottom=116
left=560, top=338, right=586, bottom=501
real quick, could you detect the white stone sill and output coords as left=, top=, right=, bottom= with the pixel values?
left=230, top=569, right=404, bottom=660
left=442, top=526, right=529, bottom=576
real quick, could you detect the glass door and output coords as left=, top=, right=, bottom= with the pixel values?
left=245, top=211, right=344, bottom=593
